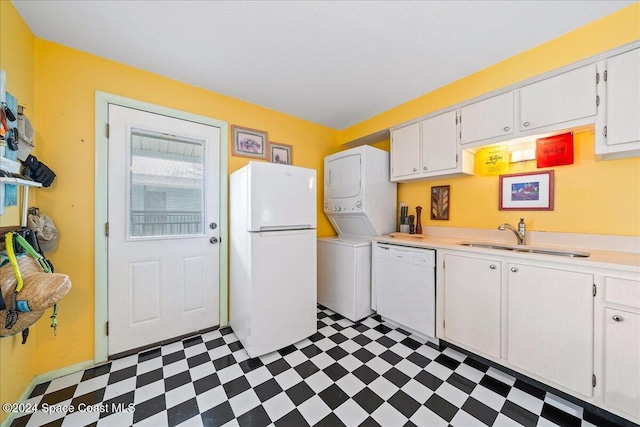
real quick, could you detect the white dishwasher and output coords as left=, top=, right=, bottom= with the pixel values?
left=374, top=242, right=436, bottom=338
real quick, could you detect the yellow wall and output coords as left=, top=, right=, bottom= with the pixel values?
left=31, top=38, right=339, bottom=375
left=340, top=3, right=640, bottom=236
left=0, top=1, right=38, bottom=423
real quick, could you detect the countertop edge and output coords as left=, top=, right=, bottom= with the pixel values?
left=372, top=235, right=640, bottom=272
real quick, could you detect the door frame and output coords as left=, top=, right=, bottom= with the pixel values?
left=94, top=91, right=229, bottom=364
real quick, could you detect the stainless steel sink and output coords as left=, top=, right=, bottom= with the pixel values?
left=459, top=242, right=590, bottom=258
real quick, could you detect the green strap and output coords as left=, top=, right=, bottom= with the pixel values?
left=14, top=234, right=52, bottom=273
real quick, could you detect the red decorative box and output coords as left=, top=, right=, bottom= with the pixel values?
left=536, top=132, right=574, bottom=168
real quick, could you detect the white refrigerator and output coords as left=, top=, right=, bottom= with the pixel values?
left=230, top=161, right=317, bottom=358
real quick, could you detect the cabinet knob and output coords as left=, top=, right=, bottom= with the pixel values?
left=503, top=126, right=510, bottom=132
left=413, top=168, right=418, bottom=172
left=510, top=267, right=518, bottom=273
left=423, top=166, right=428, bottom=171
left=523, top=122, right=530, bottom=127
left=489, top=264, right=497, bottom=270
left=612, top=315, right=624, bottom=322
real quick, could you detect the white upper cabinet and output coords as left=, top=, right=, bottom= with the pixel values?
left=519, top=64, right=597, bottom=132
left=596, top=48, right=640, bottom=158
left=460, top=91, right=514, bottom=145
left=391, top=111, right=473, bottom=182
left=390, top=122, right=421, bottom=179
left=421, top=110, right=458, bottom=173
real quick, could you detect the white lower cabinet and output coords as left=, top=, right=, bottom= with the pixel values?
left=601, top=275, right=640, bottom=419
left=507, top=263, right=594, bottom=397
left=443, top=254, right=501, bottom=359
left=603, top=308, right=640, bottom=418
left=439, top=248, right=640, bottom=423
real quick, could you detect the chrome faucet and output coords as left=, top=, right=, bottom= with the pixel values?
left=498, top=218, right=526, bottom=245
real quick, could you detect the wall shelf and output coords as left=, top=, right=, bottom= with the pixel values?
left=0, top=177, right=41, bottom=226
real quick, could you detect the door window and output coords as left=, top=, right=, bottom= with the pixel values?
left=130, top=128, right=205, bottom=237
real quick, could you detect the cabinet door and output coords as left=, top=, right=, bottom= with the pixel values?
left=421, top=110, right=458, bottom=173
left=507, top=264, right=594, bottom=396
left=460, top=92, right=514, bottom=145
left=390, top=123, right=420, bottom=180
left=444, top=254, right=501, bottom=359
left=519, top=64, right=597, bottom=131
left=603, top=308, right=640, bottom=418
left=606, top=48, right=640, bottom=147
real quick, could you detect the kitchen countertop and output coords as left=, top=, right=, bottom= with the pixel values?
left=373, top=234, right=640, bottom=273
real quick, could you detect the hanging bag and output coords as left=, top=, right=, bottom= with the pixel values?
left=27, top=207, right=59, bottom=253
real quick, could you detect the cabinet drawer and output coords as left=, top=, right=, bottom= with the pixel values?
left=605, top=277, right=640, bottom=309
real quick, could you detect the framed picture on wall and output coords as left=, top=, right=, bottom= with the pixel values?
left=231, top=125, right=268, bottom=159
left=269, top=142, right=293, bottom=165
left=430, top=185, right=450, bottom=220
left=499, top=170, right=554, bottom=211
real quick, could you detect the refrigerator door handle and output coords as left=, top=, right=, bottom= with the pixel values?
left=258, top=225, right=312, bottom=232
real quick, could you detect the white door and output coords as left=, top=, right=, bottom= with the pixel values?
left=444, top=254, right=502, bottom=359
left=390, top=122, right=421, bottom=180
left=107, top=104, right=220, bottom=355
left=421, top=110, right=458, bottom=173
left=507, top=264, right=593, bottom=397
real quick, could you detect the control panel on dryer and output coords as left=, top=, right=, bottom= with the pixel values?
left=324, top=198, right=364, bottom=214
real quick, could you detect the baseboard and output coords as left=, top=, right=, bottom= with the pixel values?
left=1, top=360, right=95, bottom=427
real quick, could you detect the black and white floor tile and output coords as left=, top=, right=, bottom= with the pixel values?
left=10, top=306, right=633, bottom=427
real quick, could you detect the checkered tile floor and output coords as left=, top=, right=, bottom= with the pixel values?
left=10, top=306, right=630, bottom=427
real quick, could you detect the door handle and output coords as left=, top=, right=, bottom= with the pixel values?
left=210, top=237, right=218, bottom=244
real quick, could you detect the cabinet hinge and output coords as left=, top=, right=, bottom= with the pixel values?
left=604, top=70, right=607, bottom=82
left=603, top=126, right=607, bottom=138
left=106, top=321, right=109, bottom=336
left=592, top=374, right=596, bottom=387
left=443, top=260, right=445, bottom=269
left=596, top=72, right=599, bottom=84
left=443, top=320, right=445, bottom=328
left=105, top=222, right=109, bottom=237
left=456, top=154, right=458, bottom=163
left=455, top=115, right=458, bottom=124
left=593, top=284, right=597, bottom=297
left=106, top=123, right=110, bottom=139
left=459, top=131, right=462, bottom=139
left=596, top=95, right=600, bottom=107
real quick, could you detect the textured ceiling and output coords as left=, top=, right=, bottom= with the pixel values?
left=11, top=0, right=636, bottom=130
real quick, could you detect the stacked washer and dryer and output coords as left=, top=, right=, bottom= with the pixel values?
left=318, top=145, right=397, bottom=322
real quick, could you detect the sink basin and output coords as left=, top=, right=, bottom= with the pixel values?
left=459, top=242, right=590, bottom=258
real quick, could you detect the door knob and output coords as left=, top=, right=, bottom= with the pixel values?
left=210, top=237, right=218, bottom=244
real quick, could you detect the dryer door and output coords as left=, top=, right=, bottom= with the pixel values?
left=325, top=153, right=361, bottom=199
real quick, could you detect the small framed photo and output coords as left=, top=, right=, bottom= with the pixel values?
left=430, top=185, right=450, bottom=220
left=269, top=142, right=293, bottom=165
left=231, top=125, right=268, bottom=159
left=499, top=170, right=554, bottom=211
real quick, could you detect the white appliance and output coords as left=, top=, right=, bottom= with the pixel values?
left=324, top=145, right=397, bottom=237
left=318, top=146, right=397, bottom=321
left=374, top=243, right=436, bottom=338
left=317, top=236, right=373, bottom=321
left=230, top=162, right=317, bottom=358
